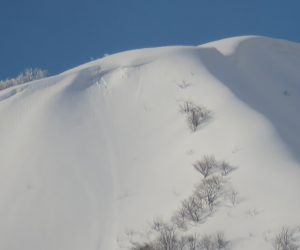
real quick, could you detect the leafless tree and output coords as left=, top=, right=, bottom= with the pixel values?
left=180, top=196, right=206, bottom=223
left=273, top=227, right=299, bottom=250
left=171, top=208, right=187, bottom=230
left=193, top=155, right=218, bottom=178
left=178, top=235, right=200, bottom=250
left=130, top=226, right=229, bottom=250
left=195, top=176, right=223, bottom=209
left=152, top=219, right=179, bottom=250
left=199, top=232, right=229, bottom=250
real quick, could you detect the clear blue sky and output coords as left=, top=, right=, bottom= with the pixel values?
left=1, top=0, right=299, bottom=79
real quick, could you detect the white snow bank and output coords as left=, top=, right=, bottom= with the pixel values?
left=1, top=36, right=300, bottom=250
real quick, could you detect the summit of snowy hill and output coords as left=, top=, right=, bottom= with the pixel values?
left=1, top=36, right=300, bottom=250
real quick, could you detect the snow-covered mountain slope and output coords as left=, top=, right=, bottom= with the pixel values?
left=1, top=36, right=300, bottom=250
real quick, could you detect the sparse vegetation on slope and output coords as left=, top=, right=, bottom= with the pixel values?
left=179, top=101, right=211, bottom=132
left=272, top=227, right=299, bottom=250
left=130, top=218, right=229, bottom=250
left=129, top=155, right=237, bottom=249
left=0, top=68, right=48, bottom=90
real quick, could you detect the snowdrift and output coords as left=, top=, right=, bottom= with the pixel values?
left=1, top=36, right=300, bottom=250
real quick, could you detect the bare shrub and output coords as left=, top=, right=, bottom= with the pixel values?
left=193, top=155, right=218, bottom=178
left=246, top=208, right=259, bottom=217
left=215, top=232, right=229, bottom=249
left=131, top=219, right=181, bottom=250
left=179, top=101, right=210, bottom=132
left=178, top=235, right=200, bottom=250
left=219, top=161, right=235, bottom=176
left=200, top=235, right=215, bottom=250
left=193, top=156, right=236, bottom=178
left=195, top=176, right=223, bottom=210
left=130, top=226, right=229, bottom=250
left=172, top=208, right=188, bottom=230
left=152, top=219, right=179, bottom=250
left=273, top=227, right=299, bottom=250
left=187, top=106, right=210, bottom=132
left=228, top=190, right=238, bottom=207
left=174, top=175, right=225, bottom=224
left=180, top=196, right=206, bottom=223
left=200, top=232, right=229, bottom=250
left=178, top=80, right=191, bottom=89
left=179, top=101, right=194, bottom=114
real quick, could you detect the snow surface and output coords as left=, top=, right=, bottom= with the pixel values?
left=1, top=36, right=300, bottom=249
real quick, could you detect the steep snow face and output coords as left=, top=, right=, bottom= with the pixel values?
left=1, top=36, right=300, bottom=250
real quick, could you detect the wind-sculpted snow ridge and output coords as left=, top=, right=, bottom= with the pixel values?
left=0, top=36, right=300, bottom=250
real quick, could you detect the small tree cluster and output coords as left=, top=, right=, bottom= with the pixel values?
left=131, top=219, right=229, bottom=250
left=172, top=156, right=237, bottom=228
left=172, top=175, right=223, bottom=228
left=177, top=196, right=206, bottom=224
left=129, top=156, right=237, bottom=249
left=130, top=220, right=178, bottom=250
left=195, top=176, right=223, bottom=210
left=199, top=232, right=228, bottom=250
left=273, top=227, right=299, bottom=250
left=178, top=235, right=199, bottom=250
left=177, top=233, right=228, bottom=250
left=152, top=219, right=179, bottom=250
left=193, top=156, right=235, bottom=178
left=0, top=68, right=48, bottom=90
left=179, top=101, right=210, bottom=132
